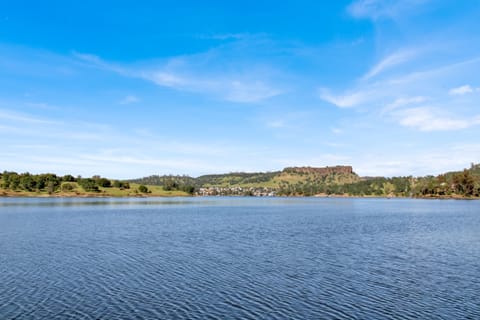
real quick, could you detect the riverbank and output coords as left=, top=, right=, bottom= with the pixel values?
left=0, top=186, right=191, bottom=198
left=1, top=189, right=478, bottom=200
left=312, top=193, right=479, bottom=200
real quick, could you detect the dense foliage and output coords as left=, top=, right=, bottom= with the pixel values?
left=0, top=172, right=130, bottom=194
left=138, top=185, right=149, bottom=193
left=2, top=164, right=479, bottom=198
left=195, top=171, right=280, bottom=186
left=128, top=175, right=197, bottom=194
left=276, top=165, right=480, bottom=197
left=131, top=164, right=480, bottom=198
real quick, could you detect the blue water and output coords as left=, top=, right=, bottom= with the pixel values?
left=0, top=197, right=479, bottom=319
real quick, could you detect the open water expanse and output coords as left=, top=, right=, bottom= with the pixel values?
left=0, top=197, right=479, bottom=319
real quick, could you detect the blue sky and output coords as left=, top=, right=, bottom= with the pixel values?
left=1, top=0, right=480, bottom=178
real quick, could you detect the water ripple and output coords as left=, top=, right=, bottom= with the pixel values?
left=1, top=198, right=479, bottom=319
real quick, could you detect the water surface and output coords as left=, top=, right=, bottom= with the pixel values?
left=1, top=197, right=479, bottom=319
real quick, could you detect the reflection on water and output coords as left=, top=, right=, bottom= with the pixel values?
left=0, top=197, right=479, bottom=319
left=0, top=197, right=204, bottom=207
left=0, top=196, right=320, bottom=208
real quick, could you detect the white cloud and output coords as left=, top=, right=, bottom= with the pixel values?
left=449, top=85, right=474, bottom=96
left=266, top=120, right=286, bottom=128
left=75, top=49, right=284, bottom=104
left=73, top=52, right=102, bottom=64
left=348, top=0, right=429, bottom=20
left=362, top=50, right=418, bottom=80
left=319, top=88, right=367, bottom=108
left=0, top=109, right=60, bottom=124
left=146, top=71, right=187, bottom=88
left=395, top=107, right=480, bottom=131
left=320, top=53, right=480, bottom=131
left=196, top=33, right=252, bottom=41
left=382, top=96, right=427, bottom=113
left=142, top=70, right=282, bottom=103
left=331, top=128, right=343, bottom=134
left=348, top=0, right=389, bottom=19
left=387, top=57, right=480, bottom=86
left=224, top=81, right=282, bottom=103
left=354, top=144, right=480, bottom=177
left=0, top=105, right=281, bottom=178
left=119, top=95, right=140, bottom=105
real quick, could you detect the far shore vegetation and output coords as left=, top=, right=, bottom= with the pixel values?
left=1, top=163, right=479, bottom=199
left=0, top=173, right=192, bottom=198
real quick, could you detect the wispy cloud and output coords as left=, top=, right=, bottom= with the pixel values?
left=319, top=88, right=368, bottom=108
left=354, top=143, right=480, bottom=176
left=0, top=105, right=275, bottom=177
left=348, top=0, right=429, bottom=20
left=72, top=52, right=128, bottom=75
left=320, top=49, right=422, bottom=107
left=331, top=128, right=343, bottom=134
left=195, top=33, right=254, bottom=41
left=381, top=96, right=427, bottom=113
left=394, top=107, right=480, bottom=131
left=0, top=109, right=60, bottom=124
left=362, top=49, right=419, bottom=80
left=320, top=46, right=480, bottom=132
left=449, top=85, right=474, bottom=96
left=266, top=120, right=286, bottom=128
left=142, top=70, right=282, bottom=103
left=119, top=95, right=140, bottom=105
left=74, top=44, right=284, bottom=104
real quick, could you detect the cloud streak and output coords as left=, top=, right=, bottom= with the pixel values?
left=119, top=95, right=140, bottom=104
left=394, top=107, right=480, bottom=131
left=0, top=109, right=60, bottom=124
left=348, top=0, right=429, bottom=20
left=318, top=88, right=368, bottom=108
left=320, top=46, right=480, bottom=132
left=362, top=49, right=419, bottom=80
left=75, top=44, right=285, bottom=104
left=449, top=85, right=474, bottom=96
left=142, top=69, right=282, bottom=103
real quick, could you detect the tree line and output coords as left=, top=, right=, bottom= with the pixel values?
left=2, top=164, right=479, bottom=197
left=128, top=175, right=196, bottom=194
left=0, top=172, right=130, bottom=194
left=276, top=165, right=480, bottom=198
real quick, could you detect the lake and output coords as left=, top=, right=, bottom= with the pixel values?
left=0, top=197, right=479, bottom=319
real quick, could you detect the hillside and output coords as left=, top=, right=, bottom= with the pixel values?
left=324, top=163, right=480, bottom=198
left=130, top=166, right=361, bottom=196
left=2, top=164, right=479, bottom=198
left=0, top=173, right=190, bottom=197
left=130, top=164, right=480, bottom=198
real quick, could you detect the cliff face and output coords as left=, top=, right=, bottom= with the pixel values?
left=283, top=166, right=354, bottom=176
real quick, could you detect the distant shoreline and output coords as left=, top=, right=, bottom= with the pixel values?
left=2, top=164, right=479, bottom=199
left=1, top=191, right=478, bottom=200
left=0, top=189, right=189, bottom=198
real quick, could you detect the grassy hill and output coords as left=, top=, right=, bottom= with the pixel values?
left=130, top=164, right=480, bottom=198
left=131, top=166, right=361, bottom=196
left=2, top=164, right=478, bottom=198
left=0, top=173, right=190, bottom=197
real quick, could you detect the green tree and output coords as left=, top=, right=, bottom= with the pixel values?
left=96, top=178, right=112, bottom=188
left=77, top=178, right=99, bottom=192
left=382, top=181, right=395, bottom=196
left=61, top=183, right=76, bottom=192
left=62, top=175, right=76, bottom=182
left=453, top=170, right=475, bottom=196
